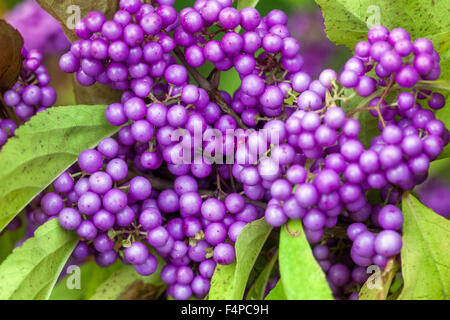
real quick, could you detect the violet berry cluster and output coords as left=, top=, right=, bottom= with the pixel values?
left=178, top=3, right=303, bottom=119
left=59, top=0, right=179, bottom=95
left=1, top=48, right=57, bottom=149
left=50, top=0, right=449, bottom=300
left=40, top=134, right=266, bottom=300
left=0, top=118, right=16, bottom=151
left=255, top=26, right=448, bottom=298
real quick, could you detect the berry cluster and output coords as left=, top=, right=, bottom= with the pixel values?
left=0, top=118, right=16, bottom=151
left=59, top=0, right=179, bottom=94
left=3, top=49, right=57, bottom=121
left=1, top=48, right=57, bottom=149
left=178, top=3, right=303, bottom=118
left=35, top=134, right=267, bottom=300
left=340, top=26, right=441, bottom=92
left=259, top=26, right=448, bottom=273
left=313, top=244, right=368, bottom=300
left=44, top=0, right=450, bottom=300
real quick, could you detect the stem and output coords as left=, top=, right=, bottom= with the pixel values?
left=219, top=174, right=232, bottom=191
left=347, top=87, right=385, bottom=117
left=173, top=47, right=249, bottom=129
left=70, top=172, right=83, bottom=178
left=375, top=76, right=396, bottom=128
left=229, top=164, right=237, bottom=192
left=322, top=224, right=380, bottom=240
left=215, top=166, right=226, bottom=197
left=148, top=92, right=162, bottom=104
left=347, top=77, right=396, bottom=122
left=207, top=68, right=221, bottom=89
left=243, top=196, right=268, bottom=209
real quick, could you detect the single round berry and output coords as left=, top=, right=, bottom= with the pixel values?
left=78, top=149, right=103, bottom=174
left=124, top=242, right=149, bottom=265
left=41, top=192, right=64, bottom=216
left=213, top=242, right=236, bottom=265
left=134, top=255, right=158, bottom=276
left=58, top=208, right=82, bottom=230
left=378, top=205, right=403, bottom=230
left=374, top=230, right=402, bottom=257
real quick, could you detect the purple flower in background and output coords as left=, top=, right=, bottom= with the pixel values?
left=288, top=10, right=338, bottom=77
left=5, top=0, right=70, bottom=54
left=417, top=178, right=450, bottom=218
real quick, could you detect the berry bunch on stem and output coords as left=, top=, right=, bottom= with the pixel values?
left=10, top=0, right=445, bottom=300
left=1, top=48, right=57, bottom=150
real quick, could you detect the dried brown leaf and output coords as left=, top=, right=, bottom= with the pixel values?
left=35, top=0, right=119, bottom=42
left=35, top=1, right=123, bottom=105
left=117, top=280, right=166, bottom=300
left=0, top=20, right=24, bottom=92
left=359, top=257, right=401, bottom=300
left=72, top=75, right=123, bottom=105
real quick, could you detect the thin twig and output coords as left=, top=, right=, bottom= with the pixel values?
left=374, top=76, right=396, bottom=128
left=173, top=47, right=249, bottom=129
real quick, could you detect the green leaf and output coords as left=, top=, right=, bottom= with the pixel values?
left=264, top=280, right=287, bottom=300
left=359, top=258, right=400, bottom=300
left=315, top=0, right=450, bottom=79
left=399, top=193, right=450, bottom=299
left=417, top=80, right=450, bottom=91
left=388, top=272, right=404, bottom=299
left=428, top=158, right=450, bottom=180
left=0, top=216, right=26, bottom=264
left=237, top=0, right=260, bottom=10
left=208, top=263, right=235, bottom=299
left=279, top=219, right=333, bottom=300
left=0, top=219, right=78, bottom=300
left=246, top=250, right=278, bottom=300
left=89, top=262, right=166, bottom=300
left=315, top=0, right=450, bottom=49
left=49, top=260, right=122, bottom=300
left=358, top=108, right=380, bottom=148
left=428, top=31, right=450, bottom=80
left=437, top=146, right=450, bottom=160
left=218, top=69, right=241, bottom=98
left=209, top=218, right=272, bottom=300
left=0, top=105, right=120, bottom=232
